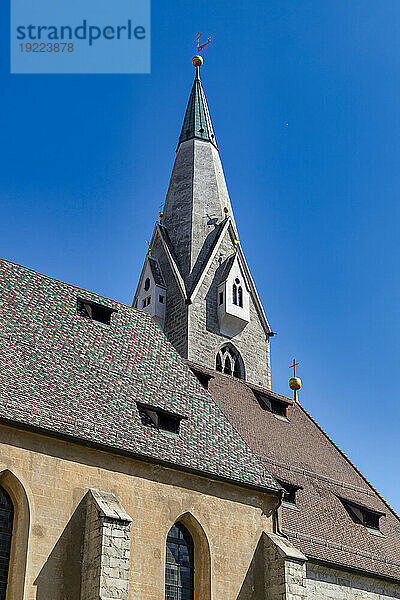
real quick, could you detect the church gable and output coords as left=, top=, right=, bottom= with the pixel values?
left=134, top=255, right=167, bottom=329
left=187, top=227, right=271, bottom=387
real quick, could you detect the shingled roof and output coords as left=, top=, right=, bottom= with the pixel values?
left=188, top=361, right=400, bottom=582
left=178, top=69, right=217, bottom=149
left=0, top=258, right=282, bottom=495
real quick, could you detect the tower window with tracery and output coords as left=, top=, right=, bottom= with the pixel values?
left=232, top=284, right=237, bottom=305
left=238, top=286, right=243, bottom=308
left=233, top=278, right=243, bottom=307
left=215, top=345, right=244, bottom=379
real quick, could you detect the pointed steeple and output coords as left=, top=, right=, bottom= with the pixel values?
left=134, top=56, right=272, bottom=390
left=160, top=57, right=237, bottom=287
left=178, top=67, right=217, bottom=148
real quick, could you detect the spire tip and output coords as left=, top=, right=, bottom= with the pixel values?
left=192, top=55, right=203, bottom=68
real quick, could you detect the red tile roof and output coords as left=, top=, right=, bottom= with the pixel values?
left=188, top=361, right=400, bottom=581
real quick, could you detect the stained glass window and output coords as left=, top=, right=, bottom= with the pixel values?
left=0, top=487, right=14, bottom=600
left=165, top=522, right=194, bottom=600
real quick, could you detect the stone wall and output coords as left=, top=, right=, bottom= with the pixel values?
left=306, top=562, right=400, bottom=600
left=263, top=532, right=307, bottom=600
left=0, top=423, right=277, bottom=600
left=151, top=235, right=188, bottom=358
left=188, top=230, right=271, bottom=388
left=81, top=490, right=132, bottom=600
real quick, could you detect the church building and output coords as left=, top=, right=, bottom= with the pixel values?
left=0, top=55, right=399, bottom=600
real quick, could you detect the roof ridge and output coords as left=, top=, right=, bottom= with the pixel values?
left=296, top=401, right=400, bottom=526
left=262, top=456, right=374, bottom=496
left=287, top=530, right=400, bottom=570
left=188, top=219, right=230, bottom=300
left=0, top=257, right=134, bottom=311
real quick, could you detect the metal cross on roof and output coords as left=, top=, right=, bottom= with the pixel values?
left=289, top=359, right=299, bottom=377
left=194, top=33, right=211, bottom=54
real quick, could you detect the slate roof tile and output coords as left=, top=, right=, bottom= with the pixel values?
left=0, top=258, right=281, bottom=495
left=189, top=361, right=400, bottom=582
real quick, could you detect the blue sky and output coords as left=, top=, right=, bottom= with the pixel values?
left=1, top=1, right=399, bottom=512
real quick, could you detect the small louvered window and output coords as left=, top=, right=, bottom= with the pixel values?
left=341, top=499, right=383, bottom=531
left=137, top=403, right=184, bottom=435
left=277, top=480, right=300, bottom=505
left=77, top=298, right=115, bottom=325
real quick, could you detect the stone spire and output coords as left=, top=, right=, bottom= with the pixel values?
left=160, top=62, right=237, bottom=290
left=134, top=58, right=273, bottom=389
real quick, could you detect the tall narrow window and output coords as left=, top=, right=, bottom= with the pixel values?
left=0, top=486, right=14, bottom=600
left=232, top=284, right=237, bottom=305
left=165, top=522, right=194, bottom=600
left=238, top=286, right=243, bottom=308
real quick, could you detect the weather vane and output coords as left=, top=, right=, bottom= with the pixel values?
left=192, top=33, right=212, bottom=69
left=289, top=358, right=302, bottom=402
left=194, top=33, right=211, bottom=54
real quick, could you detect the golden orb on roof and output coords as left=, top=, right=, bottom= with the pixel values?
left=289, top=377, right=302, bottom=391
left=223, top=206, right=229, bottom=215
left=192, top=55, right=204, bottom=67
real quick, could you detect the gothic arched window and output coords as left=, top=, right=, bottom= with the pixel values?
left=0, top=486, right=14, bottom=600
left=215, top=345, right=244, bottom=379
left=238, top=286, right=243, bottom=308
left=165, top=522, right=194, bottom=600
left=232, top=284, right=237, bottom=305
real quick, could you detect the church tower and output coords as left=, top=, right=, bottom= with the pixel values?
left=134, top=57, right=273, bottom=388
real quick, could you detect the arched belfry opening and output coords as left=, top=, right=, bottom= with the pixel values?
left=216, top=344, right=245, bottom=379
left=165, top=513, right=211, bottom=600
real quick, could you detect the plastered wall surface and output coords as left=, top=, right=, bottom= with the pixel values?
left=0, top=424, right=277, bottom=600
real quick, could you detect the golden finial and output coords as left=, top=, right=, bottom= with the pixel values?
left=192, top=55, right=204, bottom=67
left=223, top=206, right=229, bottom=217
left=145, top=240, right=151, bottom=256
left=289, top=359, right=302, bottom=402
left=192, top=33, right=211, bottom=67
left=158, top=202, right=164, bottom=221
